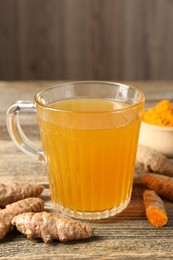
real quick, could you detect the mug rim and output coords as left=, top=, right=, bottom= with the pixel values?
left=34, top=80, right=145, bottom=113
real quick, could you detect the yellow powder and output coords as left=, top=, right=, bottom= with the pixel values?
left=142, top=100, right=173, bottom=126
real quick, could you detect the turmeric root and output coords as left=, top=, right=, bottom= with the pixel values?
left=142, top=173, right=173, bottom=201
left=0, top=197, right=44, bottom=239
left=12, top=211, right=93, bottom=244
left=0, top=183, right=44, bottom=207
left=137, top=145, right=173, bottom=174
left=143, top=190, right=168, bottom=227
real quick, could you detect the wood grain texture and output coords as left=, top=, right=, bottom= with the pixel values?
left=1, top=1, right=173, bottom=80
left=0, top=81, right=173, bottom=259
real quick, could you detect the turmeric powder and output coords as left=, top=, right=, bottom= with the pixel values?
left=137, top=145, right=173, bottom=174
left=12, top=211, right=93, bottom=244
left=143, top=190, right=168, bottom=227
left=142, top=100, right=173, bottom=126
left=142, top=173, right=173, bottom=201
left=0, top=183, right=44, bottom=207
left=0, top=197, right=44, bottom=239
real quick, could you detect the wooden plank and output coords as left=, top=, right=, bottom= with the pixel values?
left=0, top=0, right=20, bottom=80
left=1, top=1, right=173, bottom=80
left=16, top=0, right=67, bottom=80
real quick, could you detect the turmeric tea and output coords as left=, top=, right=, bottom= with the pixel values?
left=142, top=100, right=173, bottom=126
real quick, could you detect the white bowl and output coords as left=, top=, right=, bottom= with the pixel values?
left=138, top=121, right=173, bottom=158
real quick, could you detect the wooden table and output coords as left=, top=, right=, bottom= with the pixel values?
left=1, top=81, right=173, bottom=259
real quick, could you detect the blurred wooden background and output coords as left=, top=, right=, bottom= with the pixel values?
left=0, top=0, right=173, bottom=81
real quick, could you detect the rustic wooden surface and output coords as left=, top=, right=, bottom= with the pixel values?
left=1, top=1, right=173, bottom=81
left=1, top=81, right=173, bottom=259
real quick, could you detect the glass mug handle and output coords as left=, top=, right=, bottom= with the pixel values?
left=6, top=101, right=46, bottom=164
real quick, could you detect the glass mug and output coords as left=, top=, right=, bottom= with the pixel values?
left=6, top=81, right=144, bottom=220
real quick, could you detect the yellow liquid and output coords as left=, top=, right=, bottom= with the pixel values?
left=37, top=98, right=142, bottom=213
